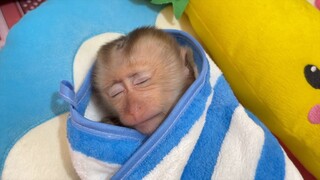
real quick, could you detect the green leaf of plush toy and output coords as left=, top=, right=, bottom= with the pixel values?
left=172, top=0, right=189, bottom=19
left=151, top=0, right=172, bottom=3
left=150, top=0, right=189, bottom=19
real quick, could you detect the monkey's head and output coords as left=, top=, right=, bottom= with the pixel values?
left=93, top=27, right=195, bottom=135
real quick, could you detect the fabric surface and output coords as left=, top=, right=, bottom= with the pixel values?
left=60, top=30, right=302, bottom=180
left=185, top=0, right=320, bottom=178
left=0, top=0, right=161, bottom=178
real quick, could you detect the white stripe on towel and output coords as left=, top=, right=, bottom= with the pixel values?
left=143, top=91, right=214, bottom=180
left=206, top=53, right=222, bottom=86
left=211, top=105, right=265, bottom=180
left=70, top=147, right=121, bottom=180
left=144, top=55, right=220, bottom=179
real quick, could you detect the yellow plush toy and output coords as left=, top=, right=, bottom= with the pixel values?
left=185, top=0, right=320, bottom=178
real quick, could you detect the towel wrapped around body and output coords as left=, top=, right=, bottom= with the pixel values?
left=59, top=29, right=302, bottom=179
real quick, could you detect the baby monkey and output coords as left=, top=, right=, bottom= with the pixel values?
left=92, top=27, right=196, bottom=135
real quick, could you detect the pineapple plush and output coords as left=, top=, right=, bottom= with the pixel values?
left=185, top=0, right=320, bottom=178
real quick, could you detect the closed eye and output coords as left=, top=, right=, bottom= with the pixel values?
left=108, top=83, right=125, bottom=97
left=133, top=76, right=150, bottom=86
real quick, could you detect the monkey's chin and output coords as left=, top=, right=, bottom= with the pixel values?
left=133, top=113, right=164, bottom=135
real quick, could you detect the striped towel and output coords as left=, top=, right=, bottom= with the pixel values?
left=59, top=30, right=302, bottom=180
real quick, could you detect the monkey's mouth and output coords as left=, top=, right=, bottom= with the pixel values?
left=137, top=113, right=162, bottom=125
left=308, top=104, right=320, bottom=124
left=133, top=113, right=163, bottom=134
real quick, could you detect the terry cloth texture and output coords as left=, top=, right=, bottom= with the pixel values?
left=60, top=30, right=302, bottom=180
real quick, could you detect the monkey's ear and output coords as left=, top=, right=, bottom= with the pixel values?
left=180, top=47, right=198, bottom=78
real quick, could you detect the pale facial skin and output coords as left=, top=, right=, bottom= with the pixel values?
left=93, top=27, right=195, bottom=135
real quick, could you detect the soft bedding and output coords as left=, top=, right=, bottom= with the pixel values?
left=60, top=30, right=302, bottom=179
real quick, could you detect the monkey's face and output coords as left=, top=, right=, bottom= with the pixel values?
left=97, top=45, right=191, bottom=135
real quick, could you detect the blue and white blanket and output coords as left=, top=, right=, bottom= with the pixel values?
left=60, top=30, right=302, bottom=180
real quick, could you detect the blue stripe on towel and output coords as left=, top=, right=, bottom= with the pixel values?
left=67, top=117, right=144, bottom=164
left=181, top=75, right=239, bottom=179
left=245, top=111, right=285, bottom=180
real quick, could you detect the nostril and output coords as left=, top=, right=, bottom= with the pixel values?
left=127, top=103, right=142, bottom=117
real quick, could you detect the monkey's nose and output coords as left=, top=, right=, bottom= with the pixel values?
left=127, top=103, right=143, bottom=122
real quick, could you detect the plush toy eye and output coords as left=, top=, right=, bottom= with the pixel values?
left=304, top=64, right=320, bottom=89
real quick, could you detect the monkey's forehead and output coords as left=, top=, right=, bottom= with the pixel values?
left=101, top=49, right=179, bottom=70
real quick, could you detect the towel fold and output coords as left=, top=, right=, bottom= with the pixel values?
left=60, top=29, right=302, bottom=180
